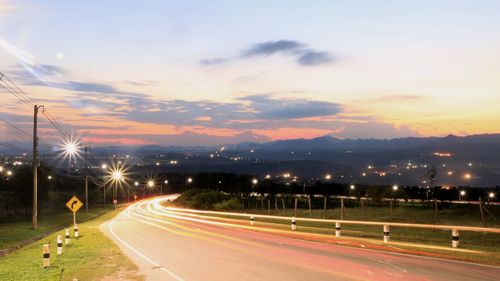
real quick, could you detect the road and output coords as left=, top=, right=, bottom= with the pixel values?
left=101, top=196, right=500, bottom=281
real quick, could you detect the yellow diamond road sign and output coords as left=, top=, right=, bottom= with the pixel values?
left=66, top=196, right=83, bottom=213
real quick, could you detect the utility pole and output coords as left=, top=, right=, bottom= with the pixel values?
left=32, top=104, right=43, bottom=229
left=84, top=146, right=90, bottom=213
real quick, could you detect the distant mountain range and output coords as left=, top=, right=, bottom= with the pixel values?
left=2, top=134, right=499, bottom=186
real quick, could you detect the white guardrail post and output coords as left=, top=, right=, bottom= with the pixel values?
left=65, top=228, right=70, bottom=245
left=43, top=244, right=50, bottom=268
left=291, top=216, right=297, bottom=230
left=74, top=224, right=79, bottom=238
left=452, top=229, right=459, bottom=248
left=250, top=216, right=254, bottom=226
left=57, top=235, right=63, bottom=255
left=383, top=225, right=390, bottom=243
left=335, top=222, right=341, bottom=237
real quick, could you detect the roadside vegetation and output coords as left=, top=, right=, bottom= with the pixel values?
left=171, top=189, right=500, bottom=265
left=0, top=208, right=142, bottom=281
left=0, top=207, right=111, bottom=253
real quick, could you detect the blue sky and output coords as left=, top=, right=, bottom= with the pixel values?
left=0, top=0, right=499, bottom=145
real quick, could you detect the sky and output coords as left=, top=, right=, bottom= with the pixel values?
left=0, top=0, right=499, bottom=146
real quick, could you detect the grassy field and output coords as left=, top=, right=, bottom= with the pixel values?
left=0, top=208, right=143, bottom=281
left=167, top=196, right=500, bottom=265
left=0, top=208, right=114, bottom=252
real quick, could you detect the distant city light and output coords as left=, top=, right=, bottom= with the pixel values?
left=134, top=181, right=139, bottom=186
left=460, top=190, right=466, bottom=196
left=47, top=175, right=52, bottom=180
left=324, top=174, right=332, bottom=180
left=464, top=173, right=472, bottom=180
left=265, top=174, right=271, bottom=179
left=489, top=192, right=495, bottom=198
left=0, top=166, right=3, bottom=172
left=6, top=170, right=12, bottom=176
left=252, top=178, right=258, bottom=185
left=447, top=171, right=454, bottom=176
left=101, top=164, right=107, bottom=169
left=164, top=180, right=168, bottom=184
left=350, top=185, right=355, bottom=190
left=187, top=177, right=193, bottom=183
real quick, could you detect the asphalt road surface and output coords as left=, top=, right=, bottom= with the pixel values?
left=101, top=196, right=500, bottom=281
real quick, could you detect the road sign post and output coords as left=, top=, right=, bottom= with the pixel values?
left=66, top=196, right=83, bottom=227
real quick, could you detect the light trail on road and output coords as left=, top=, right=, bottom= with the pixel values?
left=102, top=196, right=500, bottom=281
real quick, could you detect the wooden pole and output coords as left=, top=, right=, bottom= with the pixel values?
left=281, top=199, right=286, bottom=216
left=308, top=196, right=312, bottom=217
left=479, top=197, right=486, bottom=227
left=294, top=198, right=298, bottom=217
left=340, top=198, right=344, bottom=220
left=361, top=198, right=366, bottom=221
left=433, top=198, right=438, bottom=222
left=323, top=196, right=327, bottom=219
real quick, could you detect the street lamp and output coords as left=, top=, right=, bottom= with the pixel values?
left=489, top=192, right=495, bottom=199
left=47, top=175, right=52, bottom=180
left=6, top=170, right=12, bottom=176
left=459, top=190, right=466, bottom=200
left=147, top=180, right=155, bottom=196
left=350, top=184, right=355, bottom=190
left=161, top=180, right=168, bottom=196
left=324, top=174, right=332, bottom=180
left=251, top=178, right=258, bottom=193
left=392, top=185, right=399, bottom=191
left=101, top=164, right=107, bottom=170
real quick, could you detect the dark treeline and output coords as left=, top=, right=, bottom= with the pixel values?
left=1, top=167, right=498, bottom=210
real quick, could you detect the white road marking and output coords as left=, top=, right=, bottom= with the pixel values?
left=108, top=218, right=185, bottom=281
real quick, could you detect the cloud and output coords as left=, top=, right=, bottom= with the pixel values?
left=296, top=50, right=333, bottom=66
left=200, top=40, right=334, bottom=67
left=240, top=95, right=342, bottom=119
left=241, top=40, right=304, bottom=57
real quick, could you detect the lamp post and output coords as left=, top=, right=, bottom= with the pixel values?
left=161, top=180, right=168, bottom=196
left=147, top=180, right=155, bottom=196
left=459, top=190, right=466, bottom=201
left=101, top=164, right=108, bottom=205
left=251, top=178, right=258, bottom=193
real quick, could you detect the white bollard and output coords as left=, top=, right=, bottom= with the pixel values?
left=335, top=222, right=341, bottom=237
left=74, top=224, right=79, bottom=238
left=65, top=228, right=70, bottom=245
left=43, top=244, right=50, bottom=268
left=452, top=229, right=459, bottom=248
left=291, top=216, right=297, bottom=231
left=383, top=225, right=390, bottom=243
left=57, top=235, right=63, bottom=255
left=250, top=216, right=255, bottom=226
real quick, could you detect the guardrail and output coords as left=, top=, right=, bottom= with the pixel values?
left=162, top=205, right=500, bottom=248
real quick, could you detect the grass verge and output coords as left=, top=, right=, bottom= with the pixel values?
left=0, top=208, right=143, bottom=281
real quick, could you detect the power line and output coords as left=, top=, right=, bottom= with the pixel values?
left=41, top=108, right=71, bottom=138
left=0, top=72, right=35, bottom=106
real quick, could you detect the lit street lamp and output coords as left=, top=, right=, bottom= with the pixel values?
left=251, top=178, right=258, bottom=193
left=459, top=190, right=466, bottom=200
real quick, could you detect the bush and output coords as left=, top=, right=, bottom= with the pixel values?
left=214, top=198, right=242, bottom=210
left=174, top=189, right=228, bottom=210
